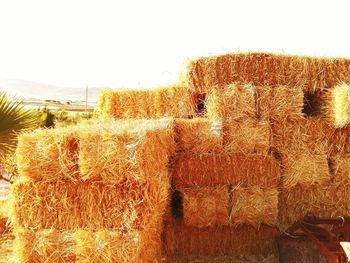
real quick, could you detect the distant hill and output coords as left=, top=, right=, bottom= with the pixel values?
left=0, top=79, right=101, bottom=103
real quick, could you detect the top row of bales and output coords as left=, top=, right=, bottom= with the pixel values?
left=97, top=53, right=350, bottom=128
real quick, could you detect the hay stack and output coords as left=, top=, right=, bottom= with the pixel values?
left=173, top=153, right=280, bottom=188
left=11, top=119, right=175, bottom=262
left=223, top=119, right=270, bottom=155
left=96, top=86, right=195, bottom=119
left=323, top=83, right=350, bottom=128
left=180, top=52, right=350, bottom=93
left=230, top=186, right=278, bottom=227
left=181, top=187, right=230, bottom=227
left=174, top=118, right=223, bottom=153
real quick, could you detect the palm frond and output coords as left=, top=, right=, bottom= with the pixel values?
left=0, top=91, right=38, bottom=156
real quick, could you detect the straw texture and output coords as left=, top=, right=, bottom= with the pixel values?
left=173, top=153, right=280, bottom=187
left=162, top=220, right=278, bottom=256
left=223, top=119, right=270, bottom=155
left=181, top=187, right=229, bottom=227
left=96, top=86, right=195, bottom=119
left=174, top=118, right=223, bottom=153
left=230, top=186, right=278, bottom=227
left=180, top=52, right=350, bottom=93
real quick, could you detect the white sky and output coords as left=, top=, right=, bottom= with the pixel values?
left=0, top=0, right=349, bottom=88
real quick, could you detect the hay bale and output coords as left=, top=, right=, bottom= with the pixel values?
left=173, top=153, right=280, bottom=188
left=180, top=52, right=350, bottom=93
left=9, top=177, right=169, bottom=232
left=75, top=229, right=141, bottom=263
left=162, top=220, right=279, bottom=257
left=181, top=186, right=229, bottom=227
left=257, top=86, right=304, bottom=121
left=230, top=186, right=278, bottom=227
left=174, top=118, right=223, bottom=153
left=271, top=117, right=332, bottom=154
left=330, top=125, right=350, bottom=154
left=205, top=83, right=256, bottom=120
left=79, top=124, right=174, bottom=184
left=16, top=127, right=79, bottom=182
left=279, top=179, right=350, bottom=229
left=223, top=119, right=270, bottom=155
left=281, top=151, right=330, bottom=188
left=323, top=83, right=350, bottom=128
left=13, top=228, right=75, bottom=263
left=96, top=86, right=195, bottom=119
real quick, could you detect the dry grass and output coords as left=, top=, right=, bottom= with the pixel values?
left=180, top=52, right=350, bottom=93
left=162, top=219, right=279, bottom=257
left=174, top=118, right=223, bottom=154
left=257, top=85, right=304, bottom=121
left=279, top=178, right=350, bottom=229
left=181, top=186, right=229, bottom=227
left=323, top=83, right=350, bottom=128
left=281, top=151, right=330, bottom=188
left=205, top=83, right=256, bottom=120
left=223, top=119, right=270, bottom=155
left=96, top=86, right=195, bottom=119
left=230, top=186, right=278, bottom=227
left=172, top=153, right=280, bottom=188
left=271, top=117, right=332, bottom=154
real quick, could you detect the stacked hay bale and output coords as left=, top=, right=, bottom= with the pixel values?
left=10, top=119, right=175, bottom=262
left=181, top=52, right=350, bottom=231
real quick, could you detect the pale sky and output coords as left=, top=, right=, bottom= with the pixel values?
left=0, top=0, right=349, bottom=88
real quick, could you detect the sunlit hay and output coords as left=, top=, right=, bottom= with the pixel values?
left=13, top=228, right=75, bottom=263
left=0, top=233, right=13, bottom=263
left=329, top=153, right=350, bottom=182
left=230, top=186, right=278, bottom=227
left=257, top=86, right=304, bottom=121
left=181, top=186, right=229, bottom=228
left=205, top=83, right=257, bottom=120
left=97, top=86, right=195, bottom=119
left=271, top=117, right=332, bottom=154
left=279, top=180, right=350, bottom=229
left=281, top=151, right=330, bottom=188
left=173, top=153, right=280, bottom=188
left=174, top=118, right=223, bottom=154
left=162, top=219, right=279, bottom=257
left=16, top=126, right=80, bottom=182
left=9, top=177, right=169, bottom=233
left=323, top=83, right=350, bottom=128
left=179, top=52, right=350, bottom=93
left=223, top=119, right=270, bottom=155
left=78, top=119, right=174, bottom=184
left=74, top=229, right=141, bottom=263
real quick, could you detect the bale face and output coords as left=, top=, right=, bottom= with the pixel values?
left=257, top=86, right=304, bottom=121
left=230, top=186, right=278, bottom=227
left=15, top=127, right=79, bottom=182
left=174, top=118, right=223, bottom=154
left=324, top=83, right=350, bottom=128
left=205, top=83, right=256, bottom=120
left=281, top=151, right=330, bottom=188
left=181, top=187, right=229, bottom=228
left=9, top=177, right=169, bottom=232
left=96, top=86, right=195, bottom=119
left=162, top=220, right=279, bottom=257
left=180, top=52, right=350, bottom=93
left=172, top=153, right=280, bottom=188
left=75, top=229, right=141, bottom=263
left=13, top=228, right=75, bottom=263
left=279, top=179, right=350, bottom=229
left=223, top=119, right=270, bottom=155
left=271, top=117, right=332, bottom=154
